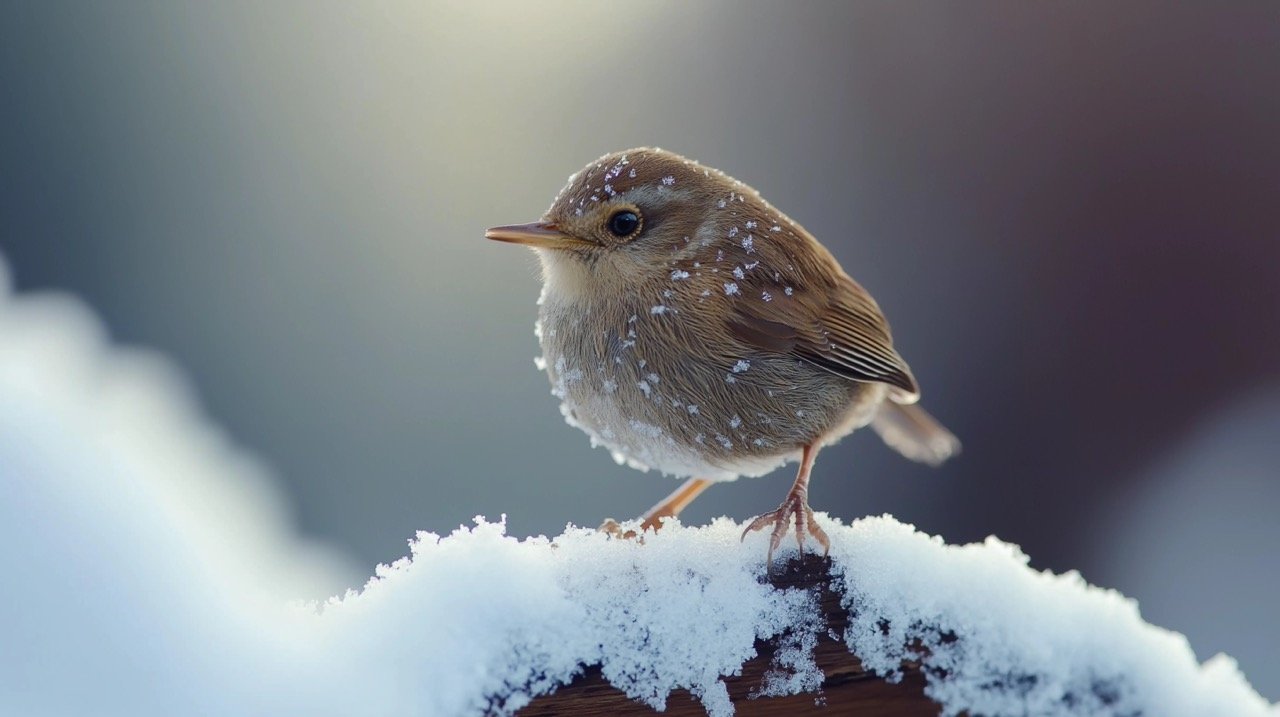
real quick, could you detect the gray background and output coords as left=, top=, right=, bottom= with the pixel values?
left=2, top=1, right=1277, bottom=698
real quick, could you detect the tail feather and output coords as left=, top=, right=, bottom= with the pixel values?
left=871, top=401, right=960, bottom=467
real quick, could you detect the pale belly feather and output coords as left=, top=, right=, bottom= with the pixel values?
left=535, top=292, right=881, bottom=482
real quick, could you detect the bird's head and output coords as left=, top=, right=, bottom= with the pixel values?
left=486, top=148, right=759, bottom=294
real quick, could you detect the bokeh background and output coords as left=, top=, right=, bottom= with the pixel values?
left=2, top=0, right=1277, bottom=697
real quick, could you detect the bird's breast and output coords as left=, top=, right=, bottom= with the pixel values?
left=533, top=289, right=877, bottom=480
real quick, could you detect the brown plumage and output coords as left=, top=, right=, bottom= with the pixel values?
left=488, top=148, right=958, bottom=566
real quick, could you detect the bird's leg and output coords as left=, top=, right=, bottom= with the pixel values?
left=741, top=444, right=830, bottom=568
left=600, top=477, right=714, bottom=538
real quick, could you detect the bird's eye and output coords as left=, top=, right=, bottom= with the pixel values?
left=607, top=209, right=641, bottom=238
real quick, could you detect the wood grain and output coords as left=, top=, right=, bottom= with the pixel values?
left=515, top=555, right=940, bottom=716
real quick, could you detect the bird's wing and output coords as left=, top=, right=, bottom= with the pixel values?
left=725, top=272, right=920, bottom=402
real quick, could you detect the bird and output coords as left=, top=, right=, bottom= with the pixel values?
left=487, top=148, right=958, bottom=566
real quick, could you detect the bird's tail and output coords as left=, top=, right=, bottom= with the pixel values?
left=871, top=401, right=960, bottom=467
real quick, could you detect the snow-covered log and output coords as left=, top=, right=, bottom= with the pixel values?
left=518, top=552, right=937, bottom=716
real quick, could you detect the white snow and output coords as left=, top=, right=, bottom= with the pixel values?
left=829, top=518, right=1279, bottom=716
left=0, top=254, right=1275, bottom=717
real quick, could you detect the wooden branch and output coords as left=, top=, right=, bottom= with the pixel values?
left=517, top=555, right=940, bottom=716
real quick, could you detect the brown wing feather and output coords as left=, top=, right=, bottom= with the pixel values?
left=726, top=273, right=920, bottom=401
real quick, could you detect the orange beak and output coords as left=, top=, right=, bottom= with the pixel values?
left=485, top=222, right=594, bottom=250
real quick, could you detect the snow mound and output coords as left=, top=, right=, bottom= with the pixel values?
left=314, top=516, right=1274, bottom=717
left=0, top=254, right=1275, bottom=717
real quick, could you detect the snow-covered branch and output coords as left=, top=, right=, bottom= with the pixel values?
left=336, top=515, right=1271, bottom=717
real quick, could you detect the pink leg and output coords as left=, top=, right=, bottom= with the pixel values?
left=741, top=444, right=831, bottom=568
left=601, top=477, right=714, bottom=538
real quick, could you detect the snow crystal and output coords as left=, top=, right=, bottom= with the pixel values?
left=728, top=226, right=739, bottom=238
left=646, top=373, right=660, bottom=384
left=650, top=305, right=670, bottom=315
left=732, top=266, right=745, bottom=280
left=627, top=419, right=663, bottom=439
left=732, top=360, right=751, bottom=374
left=661, top=175, right=675, bottom=186
left=724, top=282, right=740, bottom=296
left=601, top=379, right=618, bottom=394
left=745, top=221, right=757, bottom=229
left=553, top=357, right=582, bottom=383
left=670, top=269, right=691, bottom=281
left=687, top=404, right=700, bottom=415
left=729, top=415, right=742, bottom=429
left=784, top=286, right=794, bottom=296
left=715, top=434, right=734, bottom=449
left=0, top=254, right=1273, bottom=717
left=762, top=291, right=773, bottom=302
left=771, top=224, right=782, bottom=232
left=741, top=236, right=755, bottom=253
left=636, top=380, right=652, bottom=397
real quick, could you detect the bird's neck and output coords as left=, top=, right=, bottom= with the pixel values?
left=536, top=248, right=599, bottom=303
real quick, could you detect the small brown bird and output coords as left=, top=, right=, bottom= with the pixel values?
left=487, top=148, right=958, bottom=564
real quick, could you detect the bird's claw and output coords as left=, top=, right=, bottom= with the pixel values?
left=599, top=518, right=640, bottom=540
left=741, top=495, right=830, bottom=572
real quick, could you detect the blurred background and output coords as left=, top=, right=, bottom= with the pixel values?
left=2, top=0, right=1276, bottom=697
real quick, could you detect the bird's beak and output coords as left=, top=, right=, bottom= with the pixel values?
left=485, top=222, right=594, bottom=250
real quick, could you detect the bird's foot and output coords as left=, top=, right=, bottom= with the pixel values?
left=598, top=514, right=668, bottom=541
left=740, top=493, right=830, bottom=571
left=598, top=518, right=640, bottom=540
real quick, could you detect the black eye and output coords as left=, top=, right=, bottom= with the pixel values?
left=607, top=210, right=641, bottom=238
